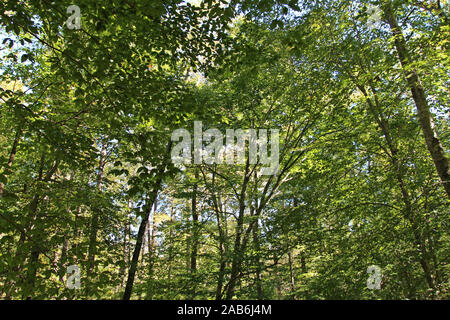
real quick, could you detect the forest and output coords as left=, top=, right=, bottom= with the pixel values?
left=0, top=0, right=448, bottom=300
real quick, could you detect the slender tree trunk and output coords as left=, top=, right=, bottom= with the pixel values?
left=141, top=224, right=147, bottom=261
left=147, top=209, right=158, bottom=256
left=190, top=171, right=199, bottom=272
left=0, top=126, right=21, bottom=195
left=123, top=189, right=161, bottom=300
left=72, top=206, right=81, bottom=259
left=212, top=186, right=226, bottom=300
left=253, top=219, right=263, bottom=300
left=216, top=253, right=226, bottom=300
left=123, top=141, right=171, bottom=300
left=121, top=201, right=131, bottom=288
left=225, top=161, right=251, bottom=299
left=203, top=169, right=227, bottom=300
left=274, top=256, right=282, bottom=300
left=225, top=197, right=246, bottom=299
left=300, top=252, right=307, bottom=274
left=384, top=1, right=450, bottom=198
left=3, top=147, right=41, bottom=295
left=145, top=198, right=158, bottom=300
left=58, top=174, right=74, bottom=284
left=359, top=83, right=437, bottom=291
left=288, top=249, right=295, bottom=299
left=342, top=53, right=440, bottom=292
left=86, top=146, right=107, bottom=287
left=167, top=197, right=175, bottom=296
left=58, top=237, right=69, bottom=283
left=189, top=170, right=199, bottom=298
left=22, top=157, right=59, bottom=299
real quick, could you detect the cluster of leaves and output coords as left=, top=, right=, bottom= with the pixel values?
left=0, top=0, right=448, bottom=299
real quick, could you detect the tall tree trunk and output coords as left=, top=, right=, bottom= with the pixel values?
left=358, top=82, right=437, bottom=291
left=167, top=197, right=175, bottom=295
left=342, top=54, right=440, bottom=292
left=123, top=189, right=161, bottom=300
left=274, top=255, right=282, bottom=300
left=123, top=188, right=160, bottom=300
left=209, top=171, right=226, bottom=300
left=72, top=206, right=81, bottom=260
left=86, top=146, right=107, bottom=287
left=288, top=249, right=295, bottom=299
left=121, top=201, right=131, bottom=288
left=58, top=237, right=69, bottom=283
left=189, top=169, right=199, bottom=298
left=58, top=173, right=74, bottom=284
left=22, top=156, right=59, bottom=299
left=225, top=160, right=251, bottom=299
left=201, top=171, right=226, bottom=300
left=253, top=219, right=263, bottom=300
left=123, top=141, right=171, bottom=300
left=190, top=170, right=199, bottom=272
left=384, top=1, right=450, bottom=198
left=145, top=198, right=158, bottom=300
left=0, top=126, right=21, bottom=195
left=300, top=252, right=307, bottom=274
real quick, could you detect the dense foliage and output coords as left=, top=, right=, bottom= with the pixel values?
left=0, top=0, right=448, bottom=299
